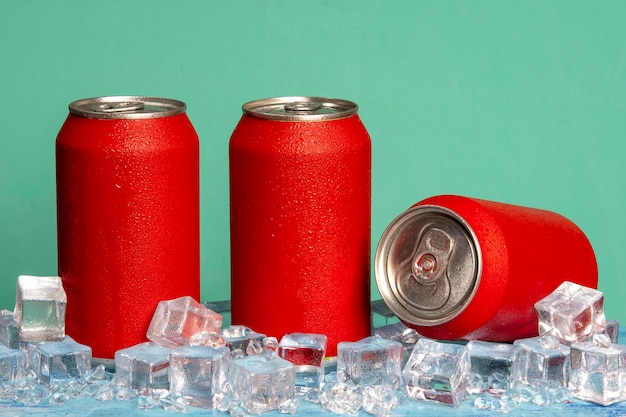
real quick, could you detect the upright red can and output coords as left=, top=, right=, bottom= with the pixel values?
left=229, top=97, right=371, bottom=356
left=375, top=194, right=598, bottom=342
left=56, top=96, right=200, bottom=360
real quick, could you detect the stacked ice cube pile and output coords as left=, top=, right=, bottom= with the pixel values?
left=2, top=275, right=626, bottom=414
left=114, top=296, right=321, bottom=414
left=0, top=275, right=97, bottom=405
left=315, top=280, right=625, bottom=414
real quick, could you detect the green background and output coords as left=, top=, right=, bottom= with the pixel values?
left=1, top=1, right=625, bottom=326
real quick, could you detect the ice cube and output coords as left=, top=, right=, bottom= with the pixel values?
left=473, top=391, right=494, bottom=410
left=337, top=336, right=403, bottom=388
left=0, top=310, right=21, bottom=350
left=516, top=381, right=572, bottom=407
left=402, top=338, right=470, bottom=407
left=114, top=342, right=171, bottom=394
left=362, top=384, right=399, bottom=416
left=264, top=336, right=279, bottom=353
left=169, top=345, right=230, bottom=409
left=228, top=351, right=296, bottom=414
left=0, top=344, right=27, bottom=383
left=189, top=331, right=227, bottom=348
left=14, top=275, right=67, bottom=342
left=466, top=340, right=521, bottom=395
left=221, top=325, right=266, bottom=354
left=84, top=379, right=118, bottom=401
left=138, top=394, right=158, bottom=409
left=511, top=335, right=570, bottom=387
left=146, top=296, right=222, bottom=348
left=534, top=281, right=605, bottom=345
left=27, top=336, right=91, bottom=385
left=582, top=319, right=620, bottom=345
left=373, top=321, right=420, bottom=367
left=568, top=335, right=626, bottom=405
left=13, top=379, right=49, bottom=406
left=278, top=398, right=299, bottom=414
left=278, top=333, right=327, bottom=393
left=319, top=381, right=363, bottom=415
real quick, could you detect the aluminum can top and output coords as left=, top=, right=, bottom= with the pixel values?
left=242, top=96, right=358, bottom=122
left=68, top=96, right=186, bottom=120
left=375, top=205, right=481, bottom=327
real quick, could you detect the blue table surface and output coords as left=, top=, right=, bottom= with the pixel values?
left=1, top=328, right=624, bottom=416
left=0, top=389, right=618, bottom=417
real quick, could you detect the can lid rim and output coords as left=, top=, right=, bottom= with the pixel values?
left=68, top=96, right=186, bottom=119
left=374, top=204, right=483, bottom=327
left=242, top=96, right=358, bottom=121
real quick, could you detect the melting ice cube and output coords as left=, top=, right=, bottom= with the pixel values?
left=146, top=296, right=222, bottom=348
left=114, top=342, right=171, bottom=394
left=228, top=351, right=296, bottom=414
left=569, top=335, right=626, bottom=405
left=14, top=275, right=66, bottom=342
left=169, top=345, right=230, bottom=409
left=337, top=336, right=403, bottom=388
left=0, top=344, right=27, bottom=383
left=511, top=335, right=570, bottom=387
left=278, top=333, right=327, bottom=393
left=535, top=281, right=605, bottom=345
left=27, top=336, right=91, bottom=385
left=466, top=340, right=521, bottom=395
left=402, top=338, right=470, bottom=407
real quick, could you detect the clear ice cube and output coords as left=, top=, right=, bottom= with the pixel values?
left=114, top=342, right=172, bottom=394
left=569, top=336, right=626, bottom=405
left=511, top=335, right=570, bottom=387
left=27, top=336, right=91, bottom=385
left=228, top=351, right=296, bottom=414
left=362, top=384, right=398, bottom=416
left=0, top=310, right=21, bottom=350
left=146, top=296, right=222, bottom=348
left=221, top=325, right=266, bottom=354
left=0, top=344, right=27, bottom=383
left=402, top=338, right=470, bottom=407
left=14, top=275, right=67, bottom=342
left=278, top=333, right=327, bottom=393
left=534, top=281, right=605, bottom=345
left=337, top=336, right=403, bottom=388
left=14, top=379, right=49, bottom=406
left=466, top=340, right=521, bottom=395
left=189, top=331, right=227, bottom=348
left=319, top=381, right=363, bottom=415
left=169, top=345, right=230, bottom=409
left=373, top=321, right=420, bottom=367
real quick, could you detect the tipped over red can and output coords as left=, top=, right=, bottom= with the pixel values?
left=56, top=96, right=200, bottom=360
left=375, top=195, right=598, bottom=342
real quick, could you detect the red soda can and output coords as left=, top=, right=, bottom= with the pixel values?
left=229, top=97, right=371, bottom=356
left=56, top=96, right=200, bottom=360
left=375, top=194, right=598, bottom=342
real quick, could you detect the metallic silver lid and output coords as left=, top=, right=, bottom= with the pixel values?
left=242, top=96, right=358, bottom=121
left=375, top=205, right=482, bottom=326
left=68, top=96, right=186, bottom=119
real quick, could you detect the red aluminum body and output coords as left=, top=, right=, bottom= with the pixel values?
left=376, top=195, right=598, bottom=342
left=56, top=96, right=200, bottom=359
left=229, top=97, right=371, bottom=356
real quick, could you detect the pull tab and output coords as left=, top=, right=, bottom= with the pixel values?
left=410, top=228, right=454, bottom=285
left=91, top=101, right=145, bottom=113
left=283, top=101, right=323, bottom=113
